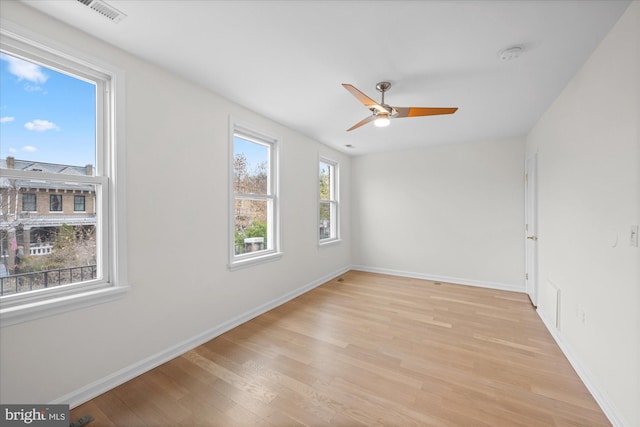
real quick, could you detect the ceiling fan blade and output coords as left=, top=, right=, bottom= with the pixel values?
left=346, top=114, right=376, bottom=131
left=394, top=107, right=458, bottom=118
left=342, top=83, right=388, bottom=114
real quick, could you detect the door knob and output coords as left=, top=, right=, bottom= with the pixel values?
left=527, top=235, right=538, bottom=241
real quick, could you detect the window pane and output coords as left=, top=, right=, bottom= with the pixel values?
left=0, top=53, right=96, bottom=170
left=319, top=159, right=338, bottom=242
left=0, top=51, right=101, bottom=298
left=320, top=162, right=331, bottom=200
left=320, top=201, right=332, bottom=239
left=233, top=136, right=268, bottom=195
left=22, top=193, right=36, bottom=211
left=49, top=194, right=62, bottom=211
left=74, top=195, right=86, bottom=212
left=230, top=125, right=278, bottom=267
left=0, top=178, right=98, bottom=295
left=234, top=198, right=268, bottom=255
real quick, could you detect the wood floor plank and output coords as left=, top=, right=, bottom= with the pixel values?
left=70, top=271, right=611, bottom=426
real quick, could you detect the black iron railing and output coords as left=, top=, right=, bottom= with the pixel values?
left=0, top=265, right=97, bottom=296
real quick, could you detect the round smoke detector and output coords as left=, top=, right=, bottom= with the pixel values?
left=498, top=46, right=524, bottom=61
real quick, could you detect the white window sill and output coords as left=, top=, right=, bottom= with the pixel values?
left=0, top=284, right=129, bottom=327
left=229, top=251, right=283, bottom=271
left=319, top=238, right=341, bottom=248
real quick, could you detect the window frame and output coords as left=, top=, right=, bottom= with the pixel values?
left=318, top=156, right=340, bottom=245
left=228, top=118, right=281, bottom=270
left=0, top=23, right=128, bottom=326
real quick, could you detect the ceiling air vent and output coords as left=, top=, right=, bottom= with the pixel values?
left=76, top=0, right=127, bottom=23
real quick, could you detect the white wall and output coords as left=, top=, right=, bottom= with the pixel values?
left=351, top=138, right=525, bottom=290
left=2, top=2, right=637, bottom=423
left=526, top=2, right=640, bottom=425
left=0, top=1, right=351, bottom=405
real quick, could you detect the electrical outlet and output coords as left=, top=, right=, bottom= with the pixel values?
left=631, top=225, right=639, bottom=247
left=576, top=304, right=586, bottom=325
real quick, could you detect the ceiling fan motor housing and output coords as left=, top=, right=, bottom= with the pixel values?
left=376, top=81, right=392, bottom=92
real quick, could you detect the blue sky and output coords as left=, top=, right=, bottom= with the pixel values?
left=0, top=52, right=96, bottom=167
left=234, top=136, right=268, bottom=174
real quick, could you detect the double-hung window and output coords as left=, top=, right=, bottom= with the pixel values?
left=0, top=25, right=127, bottom=325
left=319, top=158, right=339, bottom=244
left=229, top=121, right=280, bottom=269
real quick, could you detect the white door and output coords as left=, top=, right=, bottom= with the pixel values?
left=525, top=154, right=538, bottom=306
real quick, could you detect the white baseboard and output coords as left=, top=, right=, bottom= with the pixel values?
left=350, top=265, right=525, bottom=293
left=54, top=265, right=351, bottom=409
left=536, top=308, right=627, bottom=427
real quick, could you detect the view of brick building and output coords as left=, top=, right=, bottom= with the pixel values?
left=0, top=156, right=96, bottom=275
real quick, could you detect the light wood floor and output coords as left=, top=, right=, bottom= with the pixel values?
left=70, top=271, right=611, bottom=426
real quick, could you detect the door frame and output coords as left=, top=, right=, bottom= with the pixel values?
left=525, top=153, right=538, bottom=306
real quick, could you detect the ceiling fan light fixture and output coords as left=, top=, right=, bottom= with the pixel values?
left=374, top=115, right=390, bottom=127
left=342, top=82, right=457, bottom=131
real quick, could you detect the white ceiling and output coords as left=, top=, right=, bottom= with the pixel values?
left=20, top=0, right=630, bottom=155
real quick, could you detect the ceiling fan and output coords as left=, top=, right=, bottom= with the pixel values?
left=342, top=81, right=458, bottom=131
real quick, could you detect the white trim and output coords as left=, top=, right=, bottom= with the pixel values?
left=54, top=265, right=350, bottom=408
left=0, top=285, right=128, bottom=327
left=0, top=19, right=116, bottom=85
left=319, top=238, right=342, bottom=248
left=524, top=153, right=539, bottom=305
left=351, top=265, right=525, bottom=293
left=536, top=309, right=626, bottom=427
left=228, top=117, right=281, bottom=270
left=318, top=156, right=340, bottom=244
left=227, top=251, right=284, bottom=272
left=0, top=20, right=129, bottom=326
left=1, top=169, right=106, bottom=184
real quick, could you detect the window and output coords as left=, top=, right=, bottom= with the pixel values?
left=319, top=158, right=339, bottom=243
left=49, top=194, right=62, bottom=212
left=74, top=195, right=86, bottom=212
left=229, top=121, right=280, bottom=269
left=22, top=193, right=36, bottom=212
left=0, top=25, right=127, bottom=326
